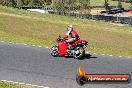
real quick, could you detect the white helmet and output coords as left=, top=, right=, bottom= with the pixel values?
left=66, top=25, right=73, bottom=35
left=67, top=25, right=73, bottom=31
left=68, top=25, right=73, bottom=28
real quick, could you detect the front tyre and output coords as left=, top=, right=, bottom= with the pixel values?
left=73, top=46, right=85, bottom=60
left=51, top=45, right=59, bottom=57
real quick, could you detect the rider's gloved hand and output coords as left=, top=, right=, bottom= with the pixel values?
left=66, top=40, right=70, bottom=43
left=63, top=35, right=68, bottom=39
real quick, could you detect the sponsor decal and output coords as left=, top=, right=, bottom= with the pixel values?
left=76, top=66, right=131, bottom=86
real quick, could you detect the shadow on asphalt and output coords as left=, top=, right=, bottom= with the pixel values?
left=83, top=54, right=97, bottom=60
left=65, top=54, right=97, bottom=60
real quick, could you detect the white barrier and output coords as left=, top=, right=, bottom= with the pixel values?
left=27, top=9, right=52, bottom=13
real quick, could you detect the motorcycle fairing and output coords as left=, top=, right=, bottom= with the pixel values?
left=58, top=42, right=68, bottom=56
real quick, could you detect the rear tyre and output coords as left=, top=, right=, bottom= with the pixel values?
left=73, top=46, right=85, bottom=60
left=51, top=45, right=59, bottom=57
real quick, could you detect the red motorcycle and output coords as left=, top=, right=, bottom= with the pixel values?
left=51, top=35, right=88, bottom=59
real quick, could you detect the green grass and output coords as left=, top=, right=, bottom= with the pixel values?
left=0, top=5, right=132, bottom=57
left=91, top=0, right=131, bottom=8
left=0, top=81, right=33, bottom=88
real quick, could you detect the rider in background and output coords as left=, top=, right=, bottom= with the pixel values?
left=65, top=25, right=79, bottom=49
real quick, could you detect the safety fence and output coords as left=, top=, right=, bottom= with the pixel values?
left=52, top=12, right=132, bottom=25
left=18, top=6, right=132, bottom=25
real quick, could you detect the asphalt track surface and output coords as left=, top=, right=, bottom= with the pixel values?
left=0, top=42, right=132, bottom=88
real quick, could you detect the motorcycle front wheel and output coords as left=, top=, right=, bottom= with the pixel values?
left=73, top=46, right=85, bottom=60
left=51, top=45, right=59, bottom=57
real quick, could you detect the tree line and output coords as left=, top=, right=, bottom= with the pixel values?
left=53, top=0, right=91, bottom=13
left=0, top=0, right=52, bottom=7
left=0, top=0, right=91, bottom=8
left=104, top=0, right=123, bottom=10
left=0, top=0, right=132, bottom=11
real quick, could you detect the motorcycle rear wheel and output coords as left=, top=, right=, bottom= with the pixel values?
left=73, top=46, right=85, bottom=60
left=51, top=45, right=59, bottom=57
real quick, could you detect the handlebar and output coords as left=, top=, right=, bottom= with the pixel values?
left=57, top=35, right=67, bottom=42
left=59, top=35, right=61, bottom=38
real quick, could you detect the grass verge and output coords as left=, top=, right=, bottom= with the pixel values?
left=0, top=5, right=132, bottom=57
left=0, top=81, right=33, bottom=88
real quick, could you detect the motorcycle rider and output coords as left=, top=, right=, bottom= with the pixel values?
left=65, top=25, right=79, bottom=50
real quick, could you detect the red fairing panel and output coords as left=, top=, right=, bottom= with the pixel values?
left=58, top=42, right=68, bottom=56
